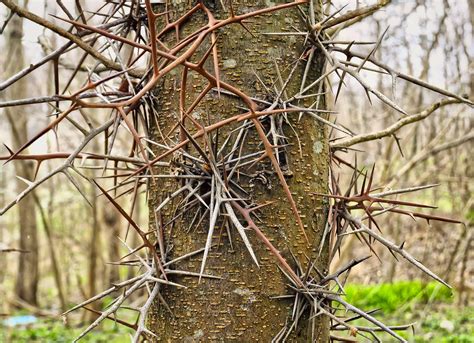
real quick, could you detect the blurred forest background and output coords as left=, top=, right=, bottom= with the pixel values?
left=0, top=0, right=472, bottom=342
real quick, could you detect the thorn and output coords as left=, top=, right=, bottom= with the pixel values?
left=239, top=21, right=255, bottom=37
left=248, top=200, right=277, bottom=213
left=15, top=175, right=33, bottom=187
left=3, top=143, right=13, bottom=155
left=33, top=161, right=42, bottom=180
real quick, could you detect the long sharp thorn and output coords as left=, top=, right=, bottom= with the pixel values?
left=199, top=180, right=220, bottom=283
left=252, top=118, right=309, bottom=244
left=225, top=202, right=259, bottom=267
left=94, top=181, right=167, bottom=280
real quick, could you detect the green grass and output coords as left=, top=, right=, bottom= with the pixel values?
left=340, top=281, right=471, bottom=342
left=344, top=280, right=454, bottom=313
left=1, top=319, right=133, bottom=342
left=1, top=281, right=471, bottom=342
left=414, top=307, right=474, bottom=342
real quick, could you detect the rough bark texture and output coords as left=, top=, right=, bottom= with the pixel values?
left=3, top=0, right=39, bottom=306
left=148, top=0, right=329, bottom=341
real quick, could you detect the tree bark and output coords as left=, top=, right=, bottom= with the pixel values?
left=147, top=0, right=330, bottom=341
left=105, top=209, right=121, bottom=285
left=85, top=187, right=101, bottom=322
left=2, top=0, right=39, bottom=306
left=33, top=193, right=66, bottom=313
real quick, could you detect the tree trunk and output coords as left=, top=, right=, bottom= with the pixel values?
left=147, top=0, right=330, bottom=341
left=2, top=0, right=39, bottom=306
left=105, top=208, right=121, bottom=285
left=33, top=193, right=67, bottom=313
left=85, top=187, right=101, bottom=322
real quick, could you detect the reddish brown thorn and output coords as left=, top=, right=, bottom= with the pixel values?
left=211, top=33, right=221, bottom=96
left=4, top=104, right=77, bottom=164
left=228, top=0, right=235, bottom=18
left=179, top=67, right=189, bottom=146
left=144, top=0, right=160, bottom=75
left=120, top=244, right=147, bottom=261
left=116, top=107, right=154, bottom=180
left=231, top=200, right=303, bottom=287
left=33, top=161, right=42, bottom=180
left=247, top=200, right=277, bottom=213
left=94, top=181, right=167, bottom=280
left=238, top=21, right=255, bottom=37
left=252, top=118, right=309, bottom=244
left=389, top=208, right=462, bottom=224
left=366, top=164, right=376, bottom=193
left=83, top=306, right=138, bottom=330
left=197, top=37, right=219, bottom=68
left=248, top=151, right=269, bottom=170
left=3, top=144, right=13, bottom=155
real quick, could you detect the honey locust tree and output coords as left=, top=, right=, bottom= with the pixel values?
left=145, top=0, right=330, bottom=341
left=0, top=0, right=471, bottom=342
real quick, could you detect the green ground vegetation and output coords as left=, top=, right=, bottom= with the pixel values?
left=1, top=281, right=471, bottom=342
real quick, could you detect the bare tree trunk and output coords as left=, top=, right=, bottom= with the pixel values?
left=0, top=152, right=6, bottom=306
left=86, top=187, right=101, bottom=321
left=2, top=0, right=39, bottom=306
left=105, top=209, right=121, bottom=285
left=33, top=194, right=67, bottom=312
left=147, top=0, right=330, bottom=340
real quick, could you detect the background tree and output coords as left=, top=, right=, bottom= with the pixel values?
left=2, top=0, right=39, bottom=306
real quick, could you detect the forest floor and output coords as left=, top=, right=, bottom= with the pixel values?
left=1, top=281, right=472, bottom=342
